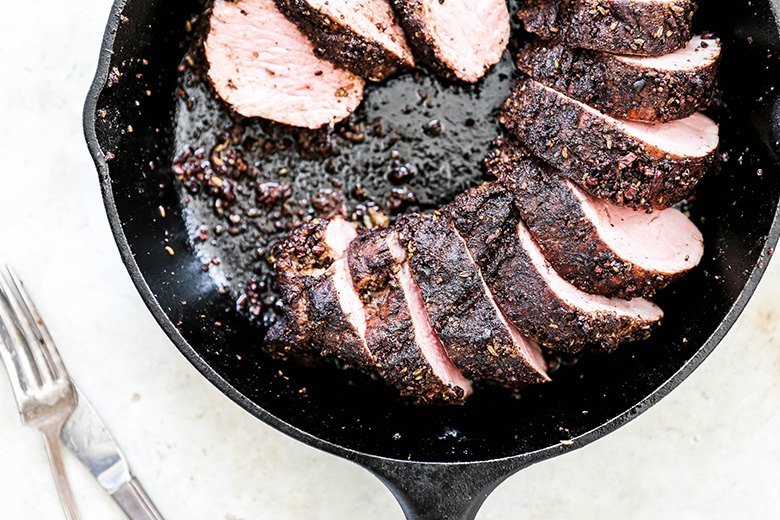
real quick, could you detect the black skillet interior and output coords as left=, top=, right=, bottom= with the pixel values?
left=87, top=0, right=780, bottom=470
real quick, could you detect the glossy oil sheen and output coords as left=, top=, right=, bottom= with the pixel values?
left=86, top=0, right=780, bottom=474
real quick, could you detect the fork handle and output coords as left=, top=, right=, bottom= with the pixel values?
left=41, top=424, right=82, bottom=520
left=112, top=478, right=165, bottom=520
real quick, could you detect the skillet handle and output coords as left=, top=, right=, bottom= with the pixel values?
left=366, top=459, right=526, bottom=520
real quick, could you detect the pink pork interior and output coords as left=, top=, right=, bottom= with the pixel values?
left=387, top=233, right=474, bottom=396
left=324, top=218, right=369, bottom=347
left=306, top=0, right=414, bottom=66
left=617, top=113, right=719, bottom=159
left=205, top=0, right=364, bottom=129
left=571, top=182, right=704, bottom=274
left=453, top=230, right=549, bottom=380
left=619, top=36, right=720, bottom=71
left=516, top=221, right=664, bottom=322
left=421, top=0, right=510, bottom=82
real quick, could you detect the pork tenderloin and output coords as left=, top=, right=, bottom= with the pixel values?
left=447, top=182, right=664, bottom=353
left=515, top=36, right=721, bottom=123
left=275, top=0, right=414, bottom=81
left=487, top=138, right=704, bottom=299
left=205, top=0, right=364, bottom=129
left=518, top=0, right=697, bottom=56
left=349, top=228, right=473, bottom=403
left=396, top=214, right=550, bottom=388
left=390, top=0, right=510, bottom=82
left=499, top=77, right=719, bottom=211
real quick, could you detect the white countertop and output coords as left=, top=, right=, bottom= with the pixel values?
left=1, top=2, right=779, bottom=519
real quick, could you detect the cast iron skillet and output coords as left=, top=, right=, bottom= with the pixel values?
left=85, top=1, right=780, bottom=518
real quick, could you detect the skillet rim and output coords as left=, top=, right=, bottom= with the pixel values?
left=83, top=0, right=780, bottom=469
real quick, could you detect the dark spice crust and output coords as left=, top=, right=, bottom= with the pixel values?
left=275, top=0, right=412, bottom=81
left=444, top=179, right=516, bottom=262
left=348, top=227, right=395, bottom=294
left=518, top=0, right=696, bottom=57
left=389, top=0, right=462, bottom=82
left=268, top=219, right=376, bottom=369
left=348, top=228, right=467, bottom=403
left=499, top=77, right=716, bottom=211
left=515, top=39, right=719, bottom=123
left=447, top=181, right=661, bottom=354
left=397, top=214, right=548, bottom=387
left=488, top=139, right=685, bottom=299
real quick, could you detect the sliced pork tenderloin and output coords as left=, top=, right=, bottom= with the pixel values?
left=348, top=228, right=472, bottom=403
left=390, top=0, right=510, bottom=82
left=396, top=214, right=550, bottom=389
left=499, top=78, right=719, bottom=211
left=518, top=0, right=696, bottom=57
left=205, top=0, right=364, bottom=129
left=516, top=36, right=721, bottom=123
left=268, top=217, right=377, bottom=370
left=486, top=139, right=704, bottom=299
left=275, top=0, right=414, bottom=81
left=446, top=182, right=663, bottom=354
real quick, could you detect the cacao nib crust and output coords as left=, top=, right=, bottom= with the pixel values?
left=444, top=181, right=516, bottom=262
left=499, top=77, right=716, bottom=211
left=397, top=214, right=548, bottom=387
left=447, top=181, right=660, bottom=353
left=390, top=0, right=461, bottom=82
left=275, top=0, right=410, bottom=81
left=272, top=218, right=335, bottom=275
left=348, top=227, right=395, bottom=295
left=348, top=228, right=467, bottom=404
left=271, top=219, right=376, bottom=369
left=491, top=138, right=682, bottom=299
left=518, top=0, right=696, bottom=57
left=515, top=39, right=719, bottom=123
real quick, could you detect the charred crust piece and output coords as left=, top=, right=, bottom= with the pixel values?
left=499, top=78, right=718, bottom=211
left=396, top=214, right=549, bottom=388
left=348, top=228, right=471, bottom=403
left=447, top=182, right=663, bottom=354
left=518, top=0, right=697, bottom=57
left=348, top=228, right=395, bottom=295
left=488, top=139, right=704, bottom=299
left=515, top=37, right=721, bottom=123
left=275, top=0, right=414, bottom=81
left=270, top=218, right=376, bottom=369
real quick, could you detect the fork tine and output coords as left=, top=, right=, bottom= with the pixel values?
left=5, top=267, right=66, bottom=382
left=0, top=289, right=38, bottom=400
left=0, top=271, right=54, bottom=386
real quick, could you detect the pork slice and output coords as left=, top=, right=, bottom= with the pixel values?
left=390, top=0, right=510, bottom=82
left=348, top=228, right=472, bottom=403
left=516, top=36, right=721, bottom=123
left=268, top=217, right=376, bottom=370
left=205, top=0, right=364, bottom=129
left=518, top=0, right=696, bottom=57
left=275, top=0, right=414, bottom=81
left=499, top=78, right=719, bottom=211
left=488, top=139, right=704, bottom=298
left=396, top=214, right=549, bottom=389
left=447, top=181, right=663, bottom=354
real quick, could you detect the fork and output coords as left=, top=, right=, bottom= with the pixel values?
left=0, top=266, right=82, bottom=520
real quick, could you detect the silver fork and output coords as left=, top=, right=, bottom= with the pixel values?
left=0, top=266, right=82, bottom=520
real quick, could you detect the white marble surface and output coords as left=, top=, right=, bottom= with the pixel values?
left=1, top=2, right=779, bottom=519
